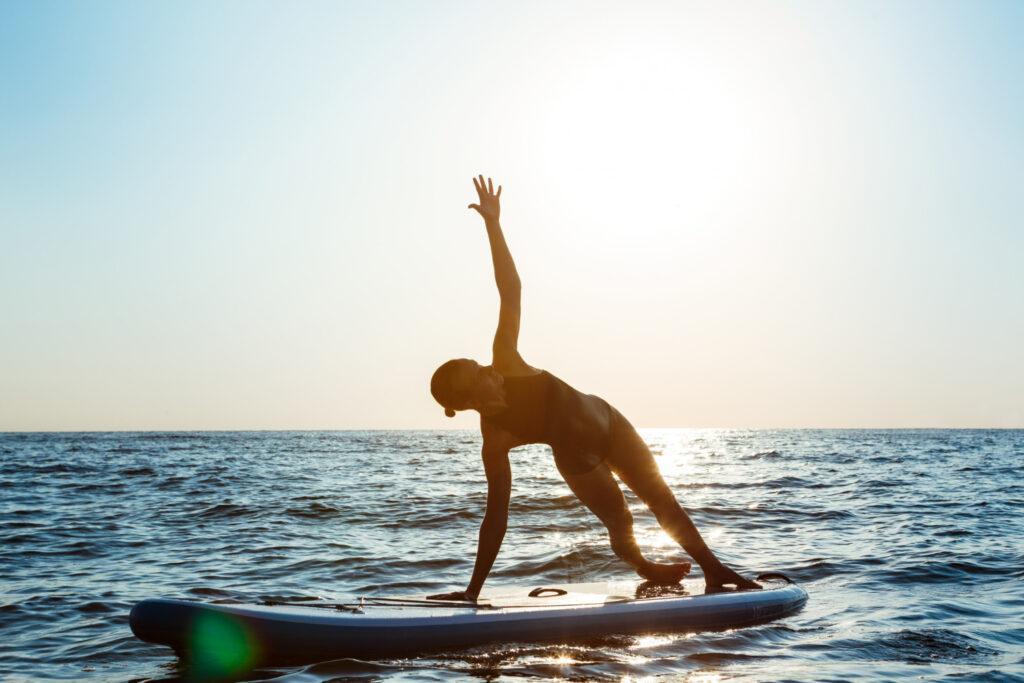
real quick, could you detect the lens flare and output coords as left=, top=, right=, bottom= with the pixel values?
left=188, top=611, right=259, bottom=677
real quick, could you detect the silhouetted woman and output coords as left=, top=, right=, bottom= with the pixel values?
left=429, top=175, right=761, bottom=601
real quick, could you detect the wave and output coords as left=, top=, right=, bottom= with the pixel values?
left=76, top=601, right=116, bottom=614
left=496, top=544, right=615, bottom=580
left=375, top=508, right=478, bottom=529
left=690, top=505, right=855, bottom=521
left=118, top=466, right=156, bottom=477
left=26, top=463, right=92, bottom=474
left=869, top=628, right=1000, bottom=664
left=784, top=557, right=888, bottom=582
left=673, top=476, right=826, bottom=490
left=285, top=502, right=344, bottom=519
left=742, top=450, right=783, bottom=460
left=197, top=502, right=260, bottom=519
left=870, top=560, right=1023, bottom=586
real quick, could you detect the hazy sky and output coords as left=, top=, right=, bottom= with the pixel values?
left=2, top=1, right=1022, bottom=430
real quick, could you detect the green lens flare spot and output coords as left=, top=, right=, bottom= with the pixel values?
left=188, top=610, right=258, bottom=676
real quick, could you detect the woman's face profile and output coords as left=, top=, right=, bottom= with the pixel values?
left=452, top=360, right=504, bottom=412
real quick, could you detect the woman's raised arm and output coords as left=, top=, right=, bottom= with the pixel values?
left=468, top=175, right=523, bottom=364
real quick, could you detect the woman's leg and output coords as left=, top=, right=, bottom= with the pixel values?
left=558, top=459, right=690, bottom=583
left=604, top=414, right=761, bottom=591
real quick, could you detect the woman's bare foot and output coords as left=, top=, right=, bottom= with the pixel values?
left=704, top=565, right=762, bottom=592
left=638, top=560, right=692, bottom=584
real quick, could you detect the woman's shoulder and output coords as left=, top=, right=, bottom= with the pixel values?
left=505, top=368, right=544, bottom=379
left=492, top=346, right=542, bottom=377
left=495, top=358, right=543, bottom=379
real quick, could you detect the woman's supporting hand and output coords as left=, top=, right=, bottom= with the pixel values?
left=468, top=174, right=502, bottom=224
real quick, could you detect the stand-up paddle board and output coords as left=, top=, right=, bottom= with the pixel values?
left=130, top=574, right=806, bottom=666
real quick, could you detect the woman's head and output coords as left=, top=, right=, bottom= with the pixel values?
left=430, top=358, right=504, bottom=417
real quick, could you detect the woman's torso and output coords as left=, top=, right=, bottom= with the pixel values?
left=481, top=370, right=615, bottom=474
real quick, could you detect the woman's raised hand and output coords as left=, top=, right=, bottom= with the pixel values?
left=468, top=174, right=502, bottom=223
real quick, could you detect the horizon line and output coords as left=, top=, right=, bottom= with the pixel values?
left=2, top=426, right=1022, bottom=434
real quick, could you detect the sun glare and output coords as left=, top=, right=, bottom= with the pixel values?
left=533, top=35, right=773, bottom=268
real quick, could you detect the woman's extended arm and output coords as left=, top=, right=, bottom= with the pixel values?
left=468, top=175, right=522, bottom=361
left=464, top=444, right=511, bottom=598
left=426, top=425, right=513, bottom=603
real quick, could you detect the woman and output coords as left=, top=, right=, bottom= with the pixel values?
left=428, top=175, right=761, bottom=601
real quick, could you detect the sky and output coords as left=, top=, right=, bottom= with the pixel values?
left=1, top=0, right=1022, bottom=430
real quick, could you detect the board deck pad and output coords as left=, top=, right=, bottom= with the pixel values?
left=421, top=579, right=694, bottom=609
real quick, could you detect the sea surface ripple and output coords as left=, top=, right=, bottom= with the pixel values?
left=2, top=430, right=1022, bottom=681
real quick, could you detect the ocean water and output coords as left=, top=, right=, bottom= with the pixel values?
left=1, top=429, right=1022, bottom=682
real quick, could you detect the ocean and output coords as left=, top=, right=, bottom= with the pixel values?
left=2, top=429, right=1022, bottom=681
